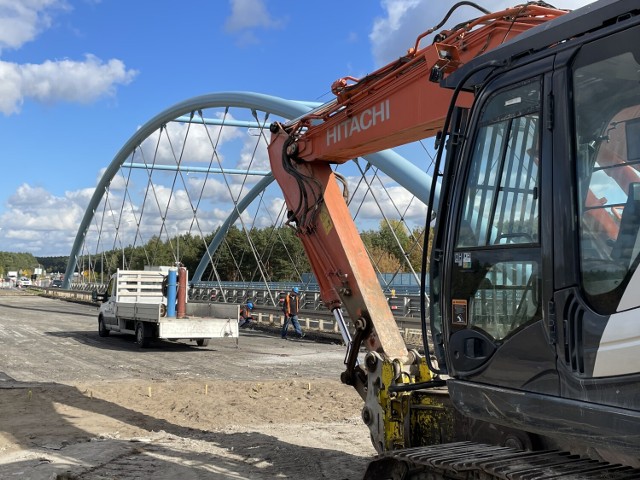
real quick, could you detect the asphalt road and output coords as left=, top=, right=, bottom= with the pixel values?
left=0, top=292, right=352, bottom=386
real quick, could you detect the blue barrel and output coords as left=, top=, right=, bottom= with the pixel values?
left=166, top=268, right=177, bottom=318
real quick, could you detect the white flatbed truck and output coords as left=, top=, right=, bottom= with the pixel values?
left=93, top=268, right=238, bottom=347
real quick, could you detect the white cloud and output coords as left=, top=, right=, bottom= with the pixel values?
left=256, top=196, right=287, bottom=228
left=356, top=185, right=427, bottom=225
left=236, top=131, right=270, bottom=172
left=82, top=182, right=235, bottom=253
left=224, top=0, right=283, bottom=32
left=137, top=114, right=243, bottom=166
left=22, top=55, right=136, bottom=103
left=62, top=186, right=95, bottom=204
left=370, top=0, right=437, bottom=66
left=0, top=166, right=425, bottom=258
left=0, top=183, right=87, bottom=254
left=0, top=55, right=137, bottom=115
left=345, top=173, right=427, bottom=228
left=370, top=0, right=597, bottom=66
left=0, top=1, right=137, bottom=115
left=0, top=0, right=67, bottom=53
left=97, top=167, right=129, bottom=191
left=187, top=175, right=244, bottom=203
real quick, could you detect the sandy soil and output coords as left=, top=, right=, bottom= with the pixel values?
left=0, top=379, right=374, bottom=480
left=0, top=292, right=377, bottom=479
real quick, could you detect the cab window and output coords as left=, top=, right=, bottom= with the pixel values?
left=453, top=80, right=542, bottom=341
left=573, top=41, right=640, bottom=313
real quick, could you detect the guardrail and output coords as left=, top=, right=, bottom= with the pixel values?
left=41, top=287, right=425, bottom=343
left=71, top=282, right=425, bottom=318
left=40, top=287, right=99, bottom=304
left=187, top=286, right=424, bottom=319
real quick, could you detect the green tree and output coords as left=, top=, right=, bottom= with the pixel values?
left=36, top=256, right=68, bottom=273
left=368, top=245, right=402, bottom=273
left=259, top=226, right=309, bottom=282
left=0, top=252, right=39, bottom=277
left=177, top=233, right=208, bottom=275
left=211, top=226, right=249, bottom=282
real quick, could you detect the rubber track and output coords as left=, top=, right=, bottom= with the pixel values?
left=366, top=441, right=640, bottom=479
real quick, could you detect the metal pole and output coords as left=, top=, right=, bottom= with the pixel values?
left=332, top=308, right=358, bottom=366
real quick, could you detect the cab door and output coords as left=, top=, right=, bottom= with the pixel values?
left=439, top=72, right=558, bottom=394
left=101, top=276, right=118, bottom=326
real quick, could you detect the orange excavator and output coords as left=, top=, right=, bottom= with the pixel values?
left=268, top=1, right=640, bottom=477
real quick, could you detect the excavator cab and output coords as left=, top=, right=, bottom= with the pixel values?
left=431, top=8, right=640, bottom=465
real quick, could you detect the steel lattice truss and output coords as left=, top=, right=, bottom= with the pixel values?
left=64, top=92, right=437, bottom=304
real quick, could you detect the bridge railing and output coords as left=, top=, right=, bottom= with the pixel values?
left=72, top=282, right=425, bottom=318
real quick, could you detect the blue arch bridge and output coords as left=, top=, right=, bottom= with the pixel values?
left=59, top=91, right=438, bottom=319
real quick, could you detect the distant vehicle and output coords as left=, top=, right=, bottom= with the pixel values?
left=50, top=279, right=63, bottom=288
left=18, top=277, right=32, bottom=287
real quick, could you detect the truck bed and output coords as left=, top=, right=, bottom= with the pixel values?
left=159, top=303, right=239, bottom=339
left=114, top=301, right=239, bottom=339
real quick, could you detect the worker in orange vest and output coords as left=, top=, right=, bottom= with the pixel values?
left=281, top=287, right=305, bottom=339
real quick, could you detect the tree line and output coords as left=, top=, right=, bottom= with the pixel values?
left=0, top=253, right=70, bottom=278
left=5, top=220, right=430, bottom=283
left=0, top=252, right=40, bottom=278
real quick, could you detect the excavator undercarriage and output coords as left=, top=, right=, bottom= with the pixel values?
left=364, top=443, right=640, bottom=480
left=360, top=355, right=640, bottom=479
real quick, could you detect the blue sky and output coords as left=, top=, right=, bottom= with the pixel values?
left=0, top=0, right=593, bottom=257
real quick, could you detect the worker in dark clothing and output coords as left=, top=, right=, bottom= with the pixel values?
left=281, top=287, right=304, bottom=339
left=239, top=302, right=254, bottom=328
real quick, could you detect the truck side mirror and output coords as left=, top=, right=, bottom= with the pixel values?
left=92, top=290, right=108, bottom=303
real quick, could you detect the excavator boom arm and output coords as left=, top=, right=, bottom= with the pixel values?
left=268, top=3, right=567, bottom=368
left=283, top=4, right=566, bottom=163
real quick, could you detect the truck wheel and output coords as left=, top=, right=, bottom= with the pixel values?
left=98, top=316, right=109, bottom=337
left=196, top=339, right=210, bottom=347
left=135, top=322, right=150, bottom=348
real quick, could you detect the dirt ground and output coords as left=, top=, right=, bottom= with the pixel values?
left=0, top=291, right=376, bottom=479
